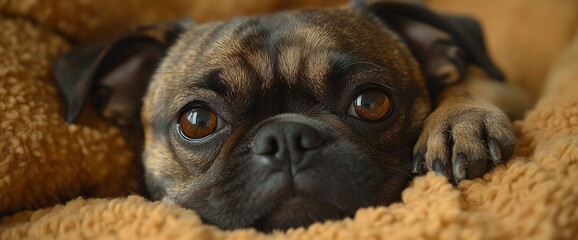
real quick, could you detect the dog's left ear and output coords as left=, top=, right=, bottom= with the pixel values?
left=356, top=0, right=504, bottom=85
left=53, top=19, right=193, bottom=126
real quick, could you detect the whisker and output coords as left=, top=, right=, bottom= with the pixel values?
left=347, top=143, right=415, bottom=178
left=381, top=164, right=414, bottom=178
left=127, top=174, right=147, bottom=196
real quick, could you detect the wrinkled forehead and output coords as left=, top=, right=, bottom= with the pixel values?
left=205, top=11, right=349, bottom=92
left=153, top=8, right=417, bottom=113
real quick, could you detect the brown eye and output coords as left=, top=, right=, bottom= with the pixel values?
left=348, top=89, right=392, bottom=122
left=179, top=107, right=221, bottom=139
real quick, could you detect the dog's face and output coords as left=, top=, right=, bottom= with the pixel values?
left=54, top=1, right=504, bottom=231
left=142, top=8, right=429, bottom=230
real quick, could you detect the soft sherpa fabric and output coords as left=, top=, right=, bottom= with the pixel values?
left=0, top=15, right=140, bottom=217
left=1, top=0, right=577, bottom=239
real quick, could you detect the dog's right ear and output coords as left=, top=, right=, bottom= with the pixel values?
left=53, top=19, right=193, bottom=126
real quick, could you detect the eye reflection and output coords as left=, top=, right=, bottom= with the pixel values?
left=348, top=89, right=392, bottom=122
left=179, top=107, right=219, bottom=139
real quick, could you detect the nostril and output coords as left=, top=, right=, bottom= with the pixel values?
left=252, top=121, right=325, bottom=157
left=298, top=130, right=324, bottom=150
left=252, top=135, right=279, bottom=155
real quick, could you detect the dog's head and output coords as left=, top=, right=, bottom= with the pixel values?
left=54, top=0, right=502, bottom=231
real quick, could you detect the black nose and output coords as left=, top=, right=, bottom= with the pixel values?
left=251, top=121, right=324, bottom=170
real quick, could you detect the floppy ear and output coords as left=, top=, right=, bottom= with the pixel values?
left=356, top=0, right=504, bottom=86
left=53, top=19, right=193, bottom=126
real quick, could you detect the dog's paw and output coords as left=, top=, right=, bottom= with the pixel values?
left=412, top=102, right=516, bottom=184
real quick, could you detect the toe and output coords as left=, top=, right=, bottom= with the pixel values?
left=484, top=113, right=516, bottom=162
left=488, top=138, right=502, bottom=164
left=411, top=152, right=426, bottom=175
left=424, top=130, right=451, bottom=177
left=450, top=120, right=491, bottom=180
left=452, top=153, right=467, bottom=184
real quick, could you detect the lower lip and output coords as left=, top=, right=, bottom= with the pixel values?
left=255, top=195, right=345, bottom=231
left=273, top=195, right=310, bottom=212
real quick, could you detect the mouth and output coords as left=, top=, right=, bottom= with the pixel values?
left=252, top=192, right=349, bottom=232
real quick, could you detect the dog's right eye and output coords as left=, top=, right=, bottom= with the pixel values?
left=179, top=107, right=224, bottom=140
left=348, top=89, right=392, bottom=122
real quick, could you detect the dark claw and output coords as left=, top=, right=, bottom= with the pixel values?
left=412, top=153, right=424, bottom=174
left=432, top=159, right=445, bottom=175
left=465, top=158, right=488, bottom=179
left=488, top=138, right=502, bottom=165
left=501, top=144, right=516, bottom=163
left=452, top=153, right=467, bottom=184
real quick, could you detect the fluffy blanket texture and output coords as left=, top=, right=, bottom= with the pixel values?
left=1, top=0, right=577, bottom=239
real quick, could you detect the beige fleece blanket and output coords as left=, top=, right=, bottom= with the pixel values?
left=1, top=0, right=577, bottom=239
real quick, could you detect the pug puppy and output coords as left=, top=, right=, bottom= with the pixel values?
left=53, top=0, right=529, bottom=232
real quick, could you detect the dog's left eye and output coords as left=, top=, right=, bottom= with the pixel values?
left=178, top=107, right=225, bottom=140
left=348, top=89, right=392, bottom=122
